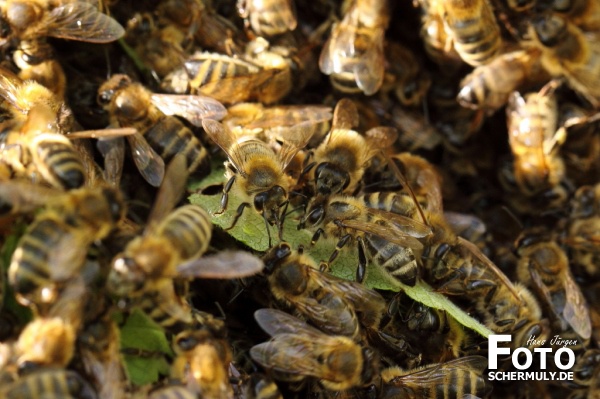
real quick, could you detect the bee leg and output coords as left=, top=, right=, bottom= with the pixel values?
left=327, top=234, right=352, bottom=265
left=225, top=202, right=250, bottom=231
left=217, top=176, right=236, bottom=214
left=356, top=236, right=368, bottom=283
left=277, top=201, right=289, bottom=242
left=310, top=228, right=325, bottom=246
left=263, top=211, right=272, bottom=248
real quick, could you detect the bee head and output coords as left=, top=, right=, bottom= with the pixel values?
left=107, top=255, right=146, bottom=297
left=254, top=185, right=287, bottom=225
left=263, top=242, right=292, bottom=274
left=315, top=162, right=350, bottom=195
left=298, top=197, right=327, bottom=230
left=531, top=14, right=567, bottom=48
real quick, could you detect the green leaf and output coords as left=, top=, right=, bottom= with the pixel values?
left=122, top=354, right=171, bottom=386
left=188, top=165, right=493, bottom=338
left=119, top=309, right=173, bottom=386
left=119, top=309, right=173, bottom=355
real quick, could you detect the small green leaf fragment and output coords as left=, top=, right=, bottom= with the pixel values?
left=122, top=354, right=171, bottom=386
left=119, top=309, right=173, bottom=355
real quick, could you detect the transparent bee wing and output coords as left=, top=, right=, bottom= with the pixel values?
left=150, top=94, right=227, bottom=127
left=96, top=137, right=125, bottom=187
left=332, top=98, right=359, bottom=131
left=202, top=119, right=248, bottom=175
left=563, top=274, right=592, bottom=340
left=340, top=218, right=424, bottom=249
left=176, top=251, right=264, bottom=279
left=126, top=133, right=165, bottom=187
left=250, top=336, right=323, bottom=377
left=46, top=2, right=125, bottom=43
left=277, top=121, right=316, bottom=170
left=0, top=69, right=23, bottom=112
left=254, top=308, right=324, bottom=338
left=458, top=237, right=521, bottom=301
left=147, top=155, right=188, bottom=225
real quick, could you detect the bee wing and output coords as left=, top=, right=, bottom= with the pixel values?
left=244, top=105, right=333, bottom=130
left=339, top=218, right=425, bottom=249
left=250, top=335, right=325, bottom=377
left=457, top=237, right=521, bottom=302
left=45, top=2, right=125, bottom=43
left=147, top=155, right=188, bottom=225
left=353, top=31, right=385, bottom=95
left=292, top=291, right=359, bottom=337
left=254, top=308, right=324, bottom=338
left=202, top=119, right=248, bottom=175
left=276, top=121, right=317, bottom=170
left=322, top=276, right=386, bottom=315
left=384, top=356, right=488, bottom=385
left=365, top=126, right=398, bottom=150
left=0, top=180, right=61, bottom=214
left=150, top=94, right=227, bottom=127
left=563, top=274, right=592, bottom=340
left=0, top=69, right=23, bottom=112
left=332, top=98, right=359, bottom=131
left=96, top=137, right=125, bottom=187
left=175, top=251, right=264, bottom=279
left=125, top=133, right=165, bottom=187
left=48, top=233, right=90, bottom=281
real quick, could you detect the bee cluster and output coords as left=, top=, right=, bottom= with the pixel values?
left=0, top=0, right=598, bottom=398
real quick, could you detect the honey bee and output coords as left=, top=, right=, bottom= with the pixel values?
left=427, top=0, right=502, bottom=67
left=161, top=51, right=280, bottom=105
left=457, top=49, right=548, bottom=113
left=237, top=0, right=297, bottom=37
left=565, top=184, right=600, bottom=278
left=98, top=74, right=226, bottom=186
left=12, top=40, right=67, bottom=99
left=250, top=308, right=379, bottom=391
left=201, top=118, right=314, bottom=244
left=553, top=0, right=600, bottom=31
left=0, top=0, right=124, bottom=45
left=78, top=315, right=125, bottom=399
left=319, top=0, right=389, bottom=95
left=0, top=368, right=97, bottom=399
left=505, top=83, right=566, bottom=197
left=418, top=0, right=464, bottom=70
left=171, top=329, right=234, bottom=399
left=262, top=242, right=386, bottom=339
left=224, top=102, right=332, bottom=141
left=304, top=98, right=398, bottom=196
left=8, top=183, right=124, bottom=308
left=245, top=373, right=283, bottom=399
left=107, top=156, right=264, bottom=330
left=379, top=356, right=490, bottom=399
left=8, top=279, right=86, bottom=372
left=298, top=194, right=432, bottom=285
left=516, top=234, right=592, bottom=340
left=123, top=12, right=190, bottom=79
left=385, top=41, right=432, bottom=107
left=0, top=70, right=85, bottom=189
left=529, top=13, right=600, bottom=107
left=157, top=0, right=245, bottom=55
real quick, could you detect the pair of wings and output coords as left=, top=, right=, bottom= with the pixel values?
left=380, top=356, right=489, bottom=399
left=250, top=309, right=359, bottom=379
left=202, top=118, right=315, bottom=177
left=319, top=4, right=386, bottom=95
left=71, top=91, right=227, bottom=187
left=24, top=1, right=124, bottom=43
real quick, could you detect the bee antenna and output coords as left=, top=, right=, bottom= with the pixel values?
left=289, top=190, right=308, bottom=199
left=228, top=287, right=246, bottom=304
left=214, top=302, right=227, bottom=320
left=284, top=205, right=304, bottom=218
